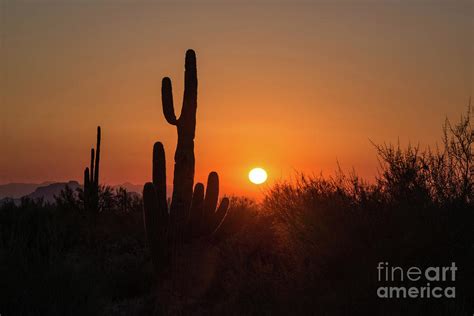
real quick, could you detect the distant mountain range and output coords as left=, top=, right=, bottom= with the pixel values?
left=0, top=182, right=55, bottom=199
left=115, top=182, right=143, bottom=194
left=0, top=181, right=143, bottom=203
left=27, top=181, right=81, bottom=202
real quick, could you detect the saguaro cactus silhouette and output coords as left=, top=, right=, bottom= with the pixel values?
left=143, top=50, right=230, bottom=276
left=84, top=126, right=101, bottom=212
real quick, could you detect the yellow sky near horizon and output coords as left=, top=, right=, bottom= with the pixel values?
left=0, top=0, right=472, bottom=197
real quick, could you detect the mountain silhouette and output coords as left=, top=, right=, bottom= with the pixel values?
left=27, top=181, right=81, bottom=202
left=0, top=182, right=55, bottom=199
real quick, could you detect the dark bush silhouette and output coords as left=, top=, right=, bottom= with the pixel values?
left=259, top=105, right=473, bottom=315
left=0, top=191, right=153, bottom=315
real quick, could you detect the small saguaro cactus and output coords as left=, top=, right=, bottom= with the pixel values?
left=142, top=50, right=230, bottom=276
left=84, top=126, right=101, bottom=212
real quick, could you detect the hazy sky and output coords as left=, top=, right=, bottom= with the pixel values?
left=1, top=0, right=472, bottom=196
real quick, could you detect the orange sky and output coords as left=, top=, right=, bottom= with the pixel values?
left=0, top=1, right=472, bottom=197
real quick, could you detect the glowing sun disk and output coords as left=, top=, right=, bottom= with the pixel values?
left=249, top=168, right=268, bottom=184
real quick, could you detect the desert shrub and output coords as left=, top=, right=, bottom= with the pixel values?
left=0, top=189, right=152, bottom=315
left=0, top=198, right=99, bottom=315
left=375, top=105, right=473, bottom=207
left=257, top=106, right=474, bottom=315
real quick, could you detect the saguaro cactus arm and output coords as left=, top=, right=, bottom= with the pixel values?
left=90, top=148, right=95, bottom=184
left=94, top=126, right=101, bottom=186
left=162, top=78, right=177, bottom=125
left=213, top=196, right=230, bottom=232
left=84, top=168, right=90, bottom=189
left=152, top=142, right=168, bottom=213
left=195, top=172, right=230, bottom=236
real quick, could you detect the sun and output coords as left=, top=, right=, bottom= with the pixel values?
left=249, top=167, right=268, bottom=184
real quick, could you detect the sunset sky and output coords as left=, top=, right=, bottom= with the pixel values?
left=1, top=0, right=472, bottom=197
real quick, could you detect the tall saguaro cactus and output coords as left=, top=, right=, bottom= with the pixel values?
left=84, top=126, right=101, bottom=212
left=143, top=50, right=230, bottom=276
left=162, top=49, right=198, bottom=225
